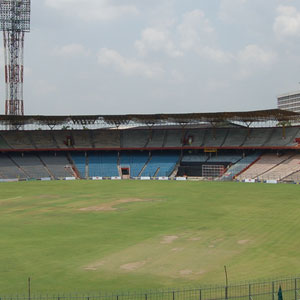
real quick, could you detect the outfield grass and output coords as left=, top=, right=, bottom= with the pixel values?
left=0, top=180, right=299, bottom=294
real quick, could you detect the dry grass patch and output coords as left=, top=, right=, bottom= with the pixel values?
left=79, top=198, right=152, bottom=212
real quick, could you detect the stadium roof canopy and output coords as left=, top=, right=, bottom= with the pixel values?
left=0, top=109, right=299, bottom=129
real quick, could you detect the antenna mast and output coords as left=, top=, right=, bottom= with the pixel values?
left=0, top=0, right=31, bottom=116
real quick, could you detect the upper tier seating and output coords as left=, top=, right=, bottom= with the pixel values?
left=93, top=130, right=120, bottom=148
left=222, top=128, right=248, bottom=147
left=0, top=133, right=11, bottom=149
left=146, top=130, right=165, bottom=148
left=29, top=131, right=57, bottom=149
left=259, top=154, right=300, bottom=181
left=221, top=153, right=260, bottom=180
left=39, top=153, right=73, bottom=178
left=10, top=153, right=50, bottom=179
left=120, top=152, right=149, bottom=177
left=88, top=152, right=119, bottom=177
left=237, top=153, right=292, bottom=180
left=164, top=130, right=183, bottom=147
left=242, top=128, right=274, bottom=147
left=264, top=127, right=300, bottom=147
left=203, top=128, right=228, bottom=147
left=122, top=130, right=149, bottom=148
left=1, top=131, right=34, bottom=149
left=183, top=129, right=206, bottom=147
left=0, top=153, right=28, bottom=179
left=142, top=152, right=179, bottom=177
left=52, top=131, right=73, bottom=149
left=72, top=131, right=93, bottom=148
left=71, top=152, right=86, bottom=178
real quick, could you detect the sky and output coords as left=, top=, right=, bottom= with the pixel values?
left=3, top=0, right=300, bottom=115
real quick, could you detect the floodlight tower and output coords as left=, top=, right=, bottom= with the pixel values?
left=0, top=0, right=30, bottom=116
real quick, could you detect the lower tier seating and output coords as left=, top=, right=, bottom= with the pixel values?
left=120, top=152, right=149, bottom=177
left=10, top=153, right=50, bottom=179
left=237, top=153, right=293, bottom=180
left=71, top=152, right=86, bottom=178
left=259, top=154, right=300, bottom=181
left=88, top=152, right=119, bottom=177
left=142, top=152, right=179, bottom=177
left=0, top=153, right=28, bottom=179
left=39, top=153, right=73, bottom=178
left=221, top=153, right=260, bottom=180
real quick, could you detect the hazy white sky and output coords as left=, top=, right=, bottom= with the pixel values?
left=3, top=0, right=300, bottom=115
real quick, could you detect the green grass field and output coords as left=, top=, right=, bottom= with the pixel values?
left=0, top=180, right=299, bottom=294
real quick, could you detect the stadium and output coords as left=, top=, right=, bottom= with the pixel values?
left=1, top=109, right=300, bottom=298
left=1, top=109, right=300, bottom=182
left=1, top=1, right=300, bottom=300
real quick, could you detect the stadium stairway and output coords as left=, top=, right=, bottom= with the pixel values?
left=141, top=152, right=179, bottom=177
left=37, top=153, right=55, bottom=179
left=39, top=153, right=74, bottom=179
left=220, top=152, right=261, bottom=181
left=138, top=153, right=152, bottom=176
left=71, top=152, right=86, bottom=178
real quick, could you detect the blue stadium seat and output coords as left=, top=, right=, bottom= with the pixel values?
left=142, top=152, right=179, bottom=177
left=120, top=152, right=149, bottom=177
left=88, top=152, right=119, bottom=177
left=71, top=152, right=86, bottom=178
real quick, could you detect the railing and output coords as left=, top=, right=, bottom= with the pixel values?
left=1, top=277, right=300, bottom=300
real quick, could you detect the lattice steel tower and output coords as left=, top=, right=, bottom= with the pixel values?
left=0, top=0, right=30, bottom=115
